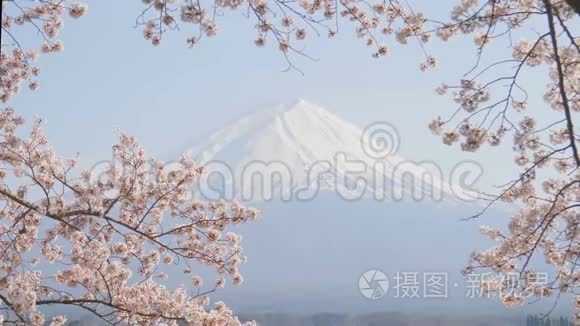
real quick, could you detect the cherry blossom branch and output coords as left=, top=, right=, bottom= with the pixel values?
left=543, top=0, right=580, bottom=167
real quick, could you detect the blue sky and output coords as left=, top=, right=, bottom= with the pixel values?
left=8, top=0, right=554, bottom=193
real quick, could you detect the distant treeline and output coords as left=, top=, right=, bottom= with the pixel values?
left=526, top=314, right=573, bottom=326
left=238, top=312, right=552, bottom=326
left=69, top=312, right=575, bottom=326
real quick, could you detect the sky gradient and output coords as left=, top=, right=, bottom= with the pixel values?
left=9, top=0, right=554, bottom=195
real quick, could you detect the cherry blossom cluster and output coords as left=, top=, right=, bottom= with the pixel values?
left=469, top=175, right=580, bottom=306
left=133, top=0, right=578, bottom=72
left=0, top=108, right=258, bottom=325
left=423, top=0, right=579, bottom=312
left=1, top=0, right=87, bottom=102
left=13, top=0, right=572, bottom=83
left=135, top=0, right=440, bottom=70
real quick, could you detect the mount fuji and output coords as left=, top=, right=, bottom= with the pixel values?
left=186, top=99, right=477, bottom=203
left=171, top=100, right=559, bottom=316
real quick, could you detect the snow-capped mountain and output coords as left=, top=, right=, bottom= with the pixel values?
left=187, top=99, right=476, bottom=203
left=178, top=100, right=541, bottom=315
left=187, top=100, right=471, bottom=201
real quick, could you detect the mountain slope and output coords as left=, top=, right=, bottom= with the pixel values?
left=187, top=99, right=475, bottom=203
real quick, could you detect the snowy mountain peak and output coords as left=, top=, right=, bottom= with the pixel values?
left=187, top=100, right=477, bottom=203
left=276, top=98, right=320, bottom=111
left=278, top=98, right=312, bottom=111
left=282, top=98, right=332, bottom=114
left=247, top=99, right=342, bottom=129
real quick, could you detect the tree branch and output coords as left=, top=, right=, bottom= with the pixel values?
left=543, top=0, right=580, bottom=167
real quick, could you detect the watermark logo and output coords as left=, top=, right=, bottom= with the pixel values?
left=357, top=270, right=551, bottom=301
left=82, top=122, right=485, bottom=203
left=359, top=269, right=390, bottom=300
left=361, top=121, right=400, bottom=159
